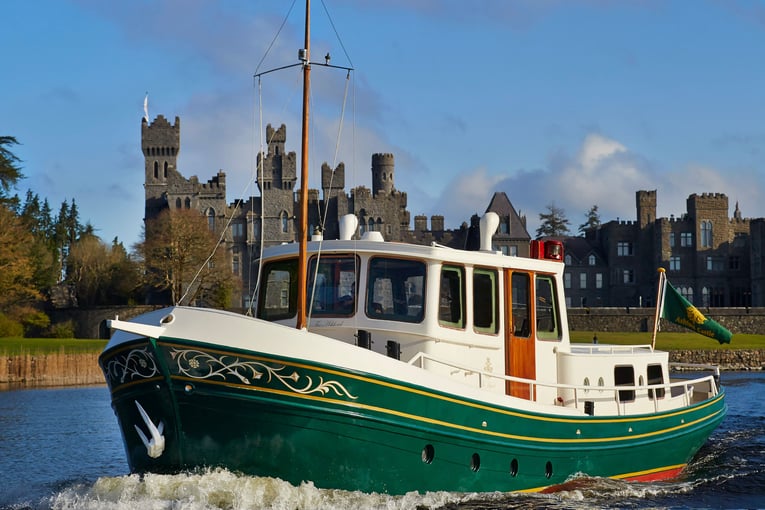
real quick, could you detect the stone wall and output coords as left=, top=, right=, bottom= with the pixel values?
left=567, top=307, right=765, bottom=335
left=50, top=305, right=160, bottom=339
left=669, top=349, right=764, bottom=371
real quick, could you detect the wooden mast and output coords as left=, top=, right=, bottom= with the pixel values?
left=296, top=0, right=311, bottom=330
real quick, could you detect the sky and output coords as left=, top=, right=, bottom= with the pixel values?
left=3, top=0, right=765, bottom=248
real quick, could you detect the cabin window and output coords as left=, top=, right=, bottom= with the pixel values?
left=473, top=268, right=498, bottom=334
left=439, top=265, right=465, bottom=329
left=511, top=272, right=530, bottom=338
left=535, top=275, right=560, bottom=340
left=615, top=365, right=635, bottom=402
left=647, top=364, right=665, bottom=400
left=366, top=257, right=425, bottom=323
left=257, top=258, right=297, bottom=321
left=306, top=255, right=359, bottom=317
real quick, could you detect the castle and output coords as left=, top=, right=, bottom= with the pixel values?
left=142, top=115, right=761, bottom=310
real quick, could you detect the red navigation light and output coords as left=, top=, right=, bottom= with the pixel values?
left=530, top=240, right=564, bottom=261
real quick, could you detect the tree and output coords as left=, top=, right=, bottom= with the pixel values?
left=137, top=208, right=238, bottom=307
left=578, top=205, right=601, bottom=235
left=66, top=233, right=142, bottom=306
left=0, top=204, right=45, bottom=334
left=536, top=202, right=571, bottom=237
left=0, top=136, right=24, bottom=203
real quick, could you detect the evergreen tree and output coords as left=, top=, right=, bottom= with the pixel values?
left=578, top=205, right=601, bottom=235
left=536, top=202, right=571, bottom=238
left=0, top=136, right=24, bottom=203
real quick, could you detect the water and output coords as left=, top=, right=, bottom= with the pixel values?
left=1, top=373, right=762, bottom=510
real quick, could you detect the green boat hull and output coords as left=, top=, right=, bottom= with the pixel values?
left=100, top=337, right=726, bottom=494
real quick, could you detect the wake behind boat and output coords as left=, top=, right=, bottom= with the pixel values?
left=99, top=0, right=726, bottom=495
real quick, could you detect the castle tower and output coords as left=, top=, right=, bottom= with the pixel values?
left=257, top=124, right=297, bottom=192
left=371, top=153, right=394, bottom=196
left=636, top=189, right=657, bottom=229
left=142, top=115, right=180, bottom=220
left=321, top=162, right=345, bottom=195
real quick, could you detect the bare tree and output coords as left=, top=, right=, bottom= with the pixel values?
left=136, top=208, right=237, bottom=307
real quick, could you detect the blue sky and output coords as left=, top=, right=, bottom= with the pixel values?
left=3, top=0, right=765, bottom=247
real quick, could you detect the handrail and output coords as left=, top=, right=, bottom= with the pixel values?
left=407, top=351, right=720, bottom=415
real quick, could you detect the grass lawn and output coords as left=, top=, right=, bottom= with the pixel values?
left=570, top=331, right=765, bottom=350
left=0, top=337, right=108, bottom=356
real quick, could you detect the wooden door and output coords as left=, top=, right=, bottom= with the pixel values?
left=504, top=270, right=535, bottom=399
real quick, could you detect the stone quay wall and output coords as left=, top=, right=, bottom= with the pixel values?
left=567, top=307, right=765, bottom=335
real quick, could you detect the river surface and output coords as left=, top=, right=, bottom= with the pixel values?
left=1, top=372, right=763, bottom=510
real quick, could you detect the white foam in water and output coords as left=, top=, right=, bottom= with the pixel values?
left=44, top=468, right=468, bottom=510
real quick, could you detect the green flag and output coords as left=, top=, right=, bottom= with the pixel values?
left=660, top=279, right=732, bottom=344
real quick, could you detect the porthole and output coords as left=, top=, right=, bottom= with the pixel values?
left=421, top=444, right=434, bottom=464
left=545, top=461, right=553, bottom=479
left=510, top=458, right=519, bottom=477
left=470, top=453, right=481, bottom=472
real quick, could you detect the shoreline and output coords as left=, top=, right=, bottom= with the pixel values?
left=1, top=348, right=762, bottom=391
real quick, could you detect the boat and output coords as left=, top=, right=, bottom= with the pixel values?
left=99, top=1, right=727, bottom=494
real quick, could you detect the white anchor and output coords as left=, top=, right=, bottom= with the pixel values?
left=134, top=400, right=165, bottom=458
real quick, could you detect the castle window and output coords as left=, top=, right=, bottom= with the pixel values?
left=669, top=256, right=681, bottom=271
left=701, top=220, right=712, bottom=248
left=588, top=254, right=596, bottom=266
left=595, top=273, right=603, bottom=289
left=680, top=232, right=693, bottom=247
left=564, top=254, right=572, bottom=265
left=154, top=161, right=159, bottom=179
left=368, top=218, right=375, bottom=232
left=564, top=272, right=571, bottom=289
left=185, top=197, right=191, bottom=208
left=207, top=208, right=216, bottom=231
left=253, top=218, right=261, bottom=240
left=680, top=286, right=694, bottom=302
left=164, top=161, right=168, bottom=178
left=622, top=269, right=634, bottom=284
left=232, top=255, right=240, bottom=276
left=281, top=211, right=289, bottom=233
left=669, top=232, right=675, bottom=247
left=617, top=242, right=633, bottom=256
left=706, top=256, right=724, bottom=272
left=175, top=198, right=181, bottom=209
left=232, top=222, right=244, bottom=239
left=579, top=273, right=587, bottom=289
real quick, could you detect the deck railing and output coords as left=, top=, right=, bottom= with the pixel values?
left=407, top=351, right=721, bottom=415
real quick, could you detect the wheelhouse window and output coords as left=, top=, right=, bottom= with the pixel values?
left=647, top=364, right=665, bottom=400
left=257, top=258, right=297, bottom=321
left=511, top=272, right=530, bottom=338
left=535, top=275, right=560, bottom=340
left=366, top=257, right=425, bottom=323
left=473, top=268, right=498, bottom=335
left=306, top=255, right=359, bottom=317
left=439, top=265, right=465, bottom=328
left=615, top=365, right=635, bottom=402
